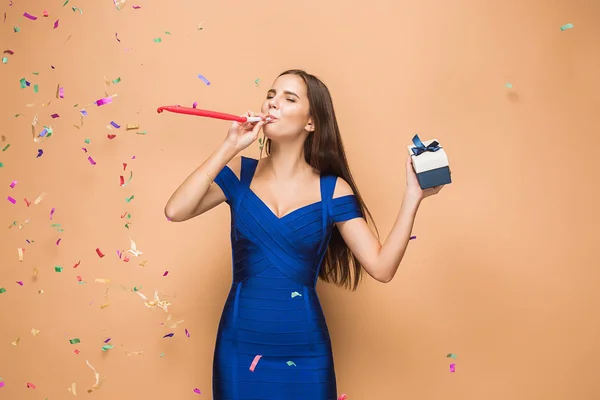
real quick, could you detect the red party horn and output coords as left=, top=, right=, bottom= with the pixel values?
left=157, top=106, right=263, bottom=123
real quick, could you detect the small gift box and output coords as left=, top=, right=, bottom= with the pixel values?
left=408, top=134, right=451, bottom=189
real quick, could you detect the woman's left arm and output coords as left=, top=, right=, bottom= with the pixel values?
left=335, top=155, right=444, bottom=283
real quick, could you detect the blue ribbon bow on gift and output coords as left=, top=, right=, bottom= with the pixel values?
left=411, top=134, right=441, bottom=156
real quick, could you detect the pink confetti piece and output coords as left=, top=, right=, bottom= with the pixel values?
left=50, top=207, right=55, bottom=219
left=249, top=355, right=262, bottom=371
left=74, top=349, right=80, bottom=354
left=23, top=12, right=38, bottom=20
left=338, top=395, right=348, bottom=400
left=192, top=101, right=198, bottom=108
left=26, top=382, right=36, bottom=389
left=53, top=19, right=59, bottom=29
left=132, top=5, right=141, bottom=9
left=185, top=329, right=190, bottom=337
left=115, top=32, right=120, bottom=42
left=16, top=281, right=23, bottom=286
left=56, top=238, right=62, bottom=245
left=87, top=156, right=96, bottom=165
left=0, top=381, right=4, bottom=388
left=51, top=113, right=60, bottom=118
left=450, top=363, right=456, bottom=372
left=96, top=97, right=112, bottom=106
left=59, top=87, right=64, bottom=98
left=7, top=196, right=16, bottom=204
left=10, top=180, right=17, bottom=188
left=43, top=10, right=49, bottom=17
left=163, top=271, right=169, bottom=276
left=193, top=388, right=201, bottom=395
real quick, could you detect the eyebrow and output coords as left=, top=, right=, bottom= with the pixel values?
left=267, top=89, right=300, bottom=99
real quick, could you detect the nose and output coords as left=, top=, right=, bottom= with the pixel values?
left=268, top=96, right=279, bottom=109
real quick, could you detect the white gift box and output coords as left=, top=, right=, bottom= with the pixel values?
left=407, top=134, right=451, bottom=190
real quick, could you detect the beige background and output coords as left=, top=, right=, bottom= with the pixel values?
left=1, top=0, right=599, bottom=399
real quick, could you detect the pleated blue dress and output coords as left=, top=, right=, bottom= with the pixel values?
left=212, top=156, right=363, bottom=400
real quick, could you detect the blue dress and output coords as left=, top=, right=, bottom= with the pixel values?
left=212, top=156, right=363, bottom=400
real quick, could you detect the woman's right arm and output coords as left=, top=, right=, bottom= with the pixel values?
left=164, top=141, right=238, bottom=222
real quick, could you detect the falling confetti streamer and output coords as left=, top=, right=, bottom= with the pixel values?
left=249, top=355, right=262, bottom=372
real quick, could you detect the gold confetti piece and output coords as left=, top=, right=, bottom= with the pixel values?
left=68, top=382, right=77, bottom=395
left=85, top=360, right=104, bottom=392
left=18, top=248, right=24, bottom=261
left=126, top=124, right=139, bottom=130
left=12, top=338, right=20, bottom=346
left=38, top=289, right=44, bottom=294
left=94, top=278, right=110, bottom=284
left=31, top=328, right=40, bottom=336
left=126, top=351, right=144, bottom=356
left=100, top=303, right=110, bottom=309
left=143, top=291, right=171, bottom=312
left=33, top=268, right=39, bottom=276
left=139, top=260, right=148, bottom=267
left=34, top=192, right=46, bottom=204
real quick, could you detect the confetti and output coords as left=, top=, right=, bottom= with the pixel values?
left=110, top=121, right=121, bottom=129
left=55, top=266, right=63, bottom=272
left=72, top=7, right=82, bottom=14
left=54, top=19, right=59, bottom=29
left=9, top=180, right=17, bottom=188
left=73, top=261, right=81, bottom=268
left=115, top=32, right=121, bottom=42
left=560, top=23, right=574, bottom=31
left=249, top=355, right=262, bottom=372
left=95, top=278, right=110, bottom=283
left=50, top=208, right=56, bottom=219
left=12, top=338, right=20, bottom=346
left=505, top=83, right=513, bottom=89
left=85, top=359, right=103, bottom=392
left=68, top=382, right=77, bottom=395
left=26, top=382, right=36, bottom=389
left=446, top=353, right=457, bottom=359
left=163, top=271, right=169, bottom=276
left=95, top=248, right=105, bottom=258
left=101, top=344, right=114, bottom=351
left=23, top=12, right=38, bottom=20
left=193, top=388, right=201, bottom=394
left=126, top=195, right=134, bottom=202
left=185, top=329, right=190, bottom=337
left=88, top=156, right=96, bottom=165
left=69, top=338, right=80, bottom=344
left=0, top=381, right=4, bottom=388
left=126, top=123, right=139, bottom=130
left=31, top=328, right=40, bottom=336
left=0, top=288, right=6, bottom=293
left=163, top=333, right=174, bottom=338
left=17, top=248, right=24, bottom=261
left=95, top=97, right=112, bottom=106
left=338, top=395, right=348, bottom=400
left=7, top=196, right=16, bottom=204
left=192, top=101, right=198, bottom=108
left=17, top=281, right=23, bottom=286
left=255, top=78, right=260, bottom=87
left=132, top=5, right=141, bottom=9
left=410, top=235, right=417, bottom=240
left=291, top=291, right=302, bottom=298
left=450, top=363, right=456, bottom=372
left=154, top=38, right=162, bottom=43
left=14, top=26, right=20, bottom=33
left=286, top=361, right=297, bottom=367
left=197, top=74, right=210, bottom=85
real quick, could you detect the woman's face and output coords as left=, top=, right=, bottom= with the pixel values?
left=261, top=74, right=314, bottom=140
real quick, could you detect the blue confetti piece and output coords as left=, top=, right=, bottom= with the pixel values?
left=163, top=333, right=174, bottom=338
left=80, top=110, right=88, bottom=116
left=110, top=121, right=120, bottom=129
left=36, top=149, right=43, bottom=158
left=39, top=128, right=48, bottom=137
left=197, top=74, right=210, bottom=86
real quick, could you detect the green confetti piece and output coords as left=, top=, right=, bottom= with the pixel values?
left=69, top=338, right=80, bottom=344
left=165, top=31, right=171, bottom=35
left=0, top=162, right=4, bottom=168
left=133, top=286, right=141, bottom=291
left=446, top=353, right=457, bottom=359
left=286, top=361, right=297, bottom=367
left=54, top=266, right=63, bottom=272
left=560, top=23, right=574, bottom=31
left=63, top=0, right=69, bottom=5
left=34, top=84, right=39, bottom=93
left=101, top=344, right=114, bottom=351
left=2, top=57, right=8, bottom=64
left=51, top=223, right=61, bottom=228
left=505, top=83, right=513, bottom=89
left=112, top=77, right=121, bottom=84
left=125, top=195, right=135, bottom=203
left=0, top=288, right=6, bottom=294
left=45, top=127, right=53, bottom=137
left=32, top=72, right=39, bottom=75
left=136, top=131, right=147, bottom=135
left=14, top=114, right=22, bottom=117
left=2, top=144, right=10, bottom=151
left=84, top=138, right=90, bottom=144
left=125, top=223, right=130, bottom=229
left=291, top=291, right=302, bottom=298
left=160, top=352, right=165, bottom=358
left=254, top=78, right=260, bottom=87
left=14, top=26, right=20, bottom=33
left=20, top=78, right=27, bottom=88
left=153, top=38, right=162, bottom=43
left=72, top=7, right=82, bottom=13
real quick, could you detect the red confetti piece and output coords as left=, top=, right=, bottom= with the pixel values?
left=119, top=176, right=125, bottom=186
left=249, top=355, right=262, bottom=372
left=56, top=238, right=61, bottom=246
left=123, top=163, right=127, bottom=170
left=107, top=134, right=116, bottom=139
left=95, top=248, right=105, bottom=258
left=3, top=49, right=15, bottom=55
left=26, top=382, right=36, bottom=389
left=43, top=10, right=49, bottom=17
left=76, top=276, right=83, bottom=282
left=74, top=349, right=80, bottom=354
left=24, top=198, right=31, bottom=207
left=163, top=271, right=169, bottom=277
left=120, top=211, right=128, bottom=218
left=88, top=156, right=96, bottom=165
left=73, top=260, right=81, bottom=268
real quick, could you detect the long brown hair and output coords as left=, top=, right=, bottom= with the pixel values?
left=262, top=69, right=379, bottom=291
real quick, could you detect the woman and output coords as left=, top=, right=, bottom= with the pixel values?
left=165, top=69, right=443, bottom=399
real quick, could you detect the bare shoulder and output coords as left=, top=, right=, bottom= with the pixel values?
left=332, top=177, right=355, bottom=199
left=225, top=155, right=243, bottom=180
